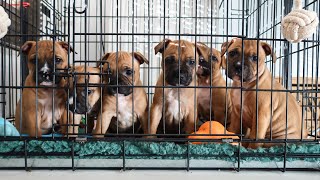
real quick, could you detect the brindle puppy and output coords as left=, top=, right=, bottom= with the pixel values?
left=63, top=65, right=102, bottom=136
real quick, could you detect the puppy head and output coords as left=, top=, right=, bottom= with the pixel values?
left=100, top=51, right=148, bottom=96
left=221, top=38, right=276, bottom=82
left=21, top=40, right=73, bottom=86
left=67, top=66, right=101, bottom=114
left=196, top=42, right=224, bottom=78
left=154, top=39, right=207, bottom=86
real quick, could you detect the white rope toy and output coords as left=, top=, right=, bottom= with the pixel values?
left=281, top=0, right=319, bottom=43
left=0, top=6, right=11, bottom=39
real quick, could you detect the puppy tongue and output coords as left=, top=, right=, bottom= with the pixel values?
left=40, top=81, right=53, bottom=86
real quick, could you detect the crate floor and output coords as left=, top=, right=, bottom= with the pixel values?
left=1, top=158, right=320, bottom=169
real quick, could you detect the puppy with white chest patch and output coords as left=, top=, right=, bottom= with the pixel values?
left=92, top=51, right=149, bottom=137
left=196, top=42, right=232, bottom=126
left=15, top=40, right=73, bottom=137
left=62, top=66, right=102, bottom=136
left=222, top=38, right=307, bottom=148
left=148, top=39, right=208, bottom=136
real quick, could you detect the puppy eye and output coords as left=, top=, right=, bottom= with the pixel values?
left=87, top=89, right=93, bottom=95
left=125, top=69, right=133, bottom=76
left=251, top=55, right=258, bottom=61
left=188, top=59, right=196, bottom=65
left=31, top=58, right=37, bottom=64
left=228, top=51, right=237, bottom=57
left=165, top=57, right=175, bottom=64
left=199, top=57, right=205, bottom=63
left=55, top=57, right=62, bottom=64
left=210, top=55, right=218, bottom=61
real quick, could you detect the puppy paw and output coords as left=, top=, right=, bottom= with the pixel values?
left=144, top=135, right=157, bottom=139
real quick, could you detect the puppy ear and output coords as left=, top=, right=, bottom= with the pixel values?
left=21, top=41, right=36, bottom=55
left=261, top=42, right=277, bottom=63
left=195, top=42, right=209, bottom=60
left=132, top=52, right=149, bottom=65
left=58, top=41, right=75, bottom=54
left=98, top=52, right=111, bottom=67
left=154, top=38, right=172, bottom=55
left=221, top=38, right=237, bottom=56
left=221, top=55, right=227, bottom=69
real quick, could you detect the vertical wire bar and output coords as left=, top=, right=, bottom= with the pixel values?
left=309, top=3, right=314, bottom=138
left=162, top=0, right=166, bottom=135
left=147, top=0, right=151, bottom=135
left=66, top=1, right=75, bottom=167
left=19, top=0, right=24, bottom=138
left=314, top=0, right=320, bottom=140
left=84, top=0, right=88, bottom=135
left=98, top=0, right=103, bottom=137
left=223, top=0, right=229, bottom=133
left=1, top=20, right=6, bottom=137
left=24, top=140, right=28, bottom=171
left=131, top=0, right=135, bottom=134
left=66, top=0, right=71, bottom=138
left=237, top=0, right=247, bottom=172
left=193, top=0, right=198, bottom=136
left=72, top=0, right=77, bottom=137
left=72, top=140, right=75, bottom=171
left=178, top=0, right=182, bottom=135
left=255, top=0, right=261, bottom=142
left=187, top=140, right=190, bottom=171
left=35, top=39, right=39, bottom=138
left=283, top=0, right=293, bottom=171
left=208, top=0, right=214, bottom=135
left=52, top=0, right=57, bottom=139
left=14, top=0, right=19, bottom=137
left=122, top=140, right=126, bottom=170
left=116, top=0, right=119, bottom=135
left=269, top=0, right=277, bottom=143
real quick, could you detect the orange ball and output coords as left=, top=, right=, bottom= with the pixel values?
left=188, top=121, right=239, bottom=145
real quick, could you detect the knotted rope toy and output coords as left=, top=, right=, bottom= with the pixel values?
left=281, top=0, right=319, bottom=43
left=0, top=5, right=11, bottom=39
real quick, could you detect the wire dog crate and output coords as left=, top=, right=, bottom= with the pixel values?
left=0, top=0, right=319, bottom=171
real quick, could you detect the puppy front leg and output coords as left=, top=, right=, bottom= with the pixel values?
left=247, top=111, right=270, bottom=149
left=60, top=109, right=68, bottom=135
left=87, top=116, right=95, bottom=134
left=148, top=102, right=163, bottom=137
left=25, top=111, right=42, bottom=137
left=69, top=112, right=82, bottom=137
left=92, top=111, right=114, bottom=138
left=140, top=109, right=149, bottom=135
left=227, top=112, right=241, bottom=134
left=184, top=107, right=197, bottom=134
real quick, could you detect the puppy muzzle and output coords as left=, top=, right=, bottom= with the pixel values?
left=68, top=96, right=91, bottom=114
left=196, top=64, right=211, bottom=77
left=107, top=76, right=133, bottom=96
left=167, top=70, right=193, bottom=86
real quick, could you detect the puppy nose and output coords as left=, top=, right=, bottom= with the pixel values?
left=180, top=75, right=188, bottom=82
left=235, top=61, right=242, bottom=70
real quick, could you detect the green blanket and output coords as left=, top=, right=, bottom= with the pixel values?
left=0, top=140, right=319, bottom=162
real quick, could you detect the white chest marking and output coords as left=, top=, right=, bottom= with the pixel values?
left=115, top=95, right=137, bottom=129
left=165, top=89, right=185, bottom=124
left=38, top=93, right=64, bottom=132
